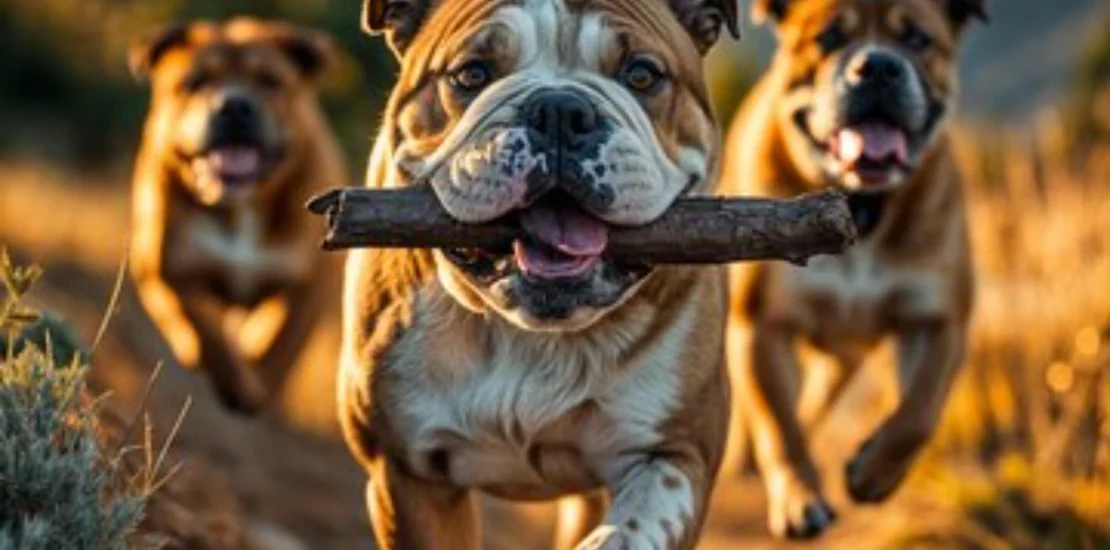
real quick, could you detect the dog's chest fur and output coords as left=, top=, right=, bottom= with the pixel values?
left=385, top=295, right=697, bottom=498
left=170, top=206, right=310, bottom=302
left=766, top=241, right=946, bottom=357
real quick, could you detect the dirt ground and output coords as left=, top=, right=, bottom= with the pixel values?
left=2, top=168, right=909, bottom=550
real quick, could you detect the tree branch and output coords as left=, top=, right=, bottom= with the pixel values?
left=306, top=186, right=858, bottom=265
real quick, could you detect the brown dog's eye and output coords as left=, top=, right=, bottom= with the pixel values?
left=899, top=24, right=934, bottom=52
left=816, top=23, right=849, bottom=54
left=256, top=71, right=282, bottom=90
left=619, top=57, right=667, bottom=96
left=450, top=61, right=494, bottom=93
left=181, top=72, right=208, bottom=92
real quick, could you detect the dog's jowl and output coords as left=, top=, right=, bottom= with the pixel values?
left=719, top=0, right=986, bottom=540
left=129, top=19, right=348, bottom=414
left=339, top=1, right=738, bottom=549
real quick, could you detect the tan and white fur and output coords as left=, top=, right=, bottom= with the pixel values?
left=719, top=0, right=985, bottom=540
left=339, top=1, right=740, bottom=549
left=129, top=19, right=347, bottom=414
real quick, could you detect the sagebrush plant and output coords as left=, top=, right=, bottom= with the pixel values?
left=0, top=250, right=145, bottom=550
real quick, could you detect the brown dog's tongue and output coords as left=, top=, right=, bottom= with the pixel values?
left=519, top=204, right=609, bottom=257
left=835, top=123, right=908, bottom=166
left=207, top=146, right=261, bottom=179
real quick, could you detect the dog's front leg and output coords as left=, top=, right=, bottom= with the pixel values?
left=846, top=319, right=967, bottom=503
left=740, top=323, right=836, bottom=539
left=365, top=456, right=479, bottom=550
left=575, top=454, right=709, bottom=550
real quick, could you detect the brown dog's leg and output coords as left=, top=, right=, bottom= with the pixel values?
left=846, top=320, right=966, bottom=503
left=181, top=289, right=270, bottom=414
left=135, top=277, right=203, bottom=368
left=241, top=280, right=329, bottom=393
left=742, top=324, right=837, bottom=539
left=554, top=492, right=608, bottom=550
left=574, top=453, right=713, bottom=550
left=365, top=457, right=479, bottom=550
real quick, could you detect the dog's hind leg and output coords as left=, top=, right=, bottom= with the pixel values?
left=741, top=324, right=837, bottom=540
left=554, top=492, right=607, bottom=550
left=365, top=457, right=479, bottom=550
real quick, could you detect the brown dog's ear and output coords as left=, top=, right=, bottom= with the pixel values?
left=751, top=0, right=793, bottom=25
left=670, top=0, right=741, bottom=54
left=277, top=29, right=336, bottom=80
left=946, top=0, right=989, bottom=28
left=128, top=22, right=191, bottom=81
left=362, top=0, right=441, bottom=57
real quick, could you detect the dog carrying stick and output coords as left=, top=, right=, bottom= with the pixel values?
left=307, top=186, right=857, bottom=265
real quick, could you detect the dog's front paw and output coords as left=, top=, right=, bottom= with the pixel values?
left=574, top=526, right=626, bottom=550
left=765, top=469, right=837, bottom=540
left=574, top=524, right=676, bottom=550
left=846, top=420, right=930, bottom=503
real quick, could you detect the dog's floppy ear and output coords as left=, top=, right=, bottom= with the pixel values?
left=670, top=0, right=741, bottom=54
left=946, top=0, right=990, bottom=28
left=129, top=22, right=191, bottom=81
left=751, top=0, right=793, bottom=25
left=276, top=28, right=336, bottom=80
left=363, top=0, right=440, bottom=57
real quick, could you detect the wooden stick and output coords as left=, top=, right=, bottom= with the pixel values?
left=306, top=186, right=857, bottom=265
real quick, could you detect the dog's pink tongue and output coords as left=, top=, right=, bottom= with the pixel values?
left=208, top=146, right=261, bottom=179
left=836, top=123, right=908, bottom=165
left=516, top=204, right=609, bottom=278
left=520, top=205, right=608, bottom=257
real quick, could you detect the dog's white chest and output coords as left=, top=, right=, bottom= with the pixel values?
left=785, top=244, right=941, bottom=347
left=176, top=208, right=308, bottom=300
left=392, top=318, right=687, bottom=498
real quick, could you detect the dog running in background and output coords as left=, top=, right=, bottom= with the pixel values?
left=719, top=0, right=986, bottom=540
left=129, top=18, right=347, bottom=414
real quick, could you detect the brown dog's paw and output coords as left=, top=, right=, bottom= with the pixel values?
left=845, top=423, right=929, bottom=503
left=765, top=471, right=837, bottom=540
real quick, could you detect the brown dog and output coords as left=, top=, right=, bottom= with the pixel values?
left=129, top=19, right=347, bottom=414
left=719, top=0, right=985, bottom=539
left=338, top=1, right=739, bottom=549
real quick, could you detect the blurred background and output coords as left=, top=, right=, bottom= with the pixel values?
left=1, top=0, right=1109, bottom=548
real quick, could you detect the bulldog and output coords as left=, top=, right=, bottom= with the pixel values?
left=129, top=19, right=347, bottom=414
left=338, top=1, right=738, bottom=549
left=719, top=0, right=985, bottom=539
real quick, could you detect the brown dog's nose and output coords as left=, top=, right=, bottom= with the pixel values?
left=847, top=51, right=906, bottom=88
left=215, top=95, right=258, bottom=125
left=525, top=89, right=599, bottom=147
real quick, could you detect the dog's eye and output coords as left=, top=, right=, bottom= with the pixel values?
left=899, top=24, right=934, bottom=52
left=816, top=23, right=849, bottom=54
left=256, top=71, right=282, bottom=90
left=450, top=61, right=494, bottom=93
left=619, top=57, right=667, bottom=96
left=181, top=73, right=208, bottom=92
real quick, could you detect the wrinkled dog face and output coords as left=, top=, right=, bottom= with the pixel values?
left=760, top=0, right=985, bottom=192
left=131, top=20, right=332, bottom=206
left=372, top=0, right=732, bottom=331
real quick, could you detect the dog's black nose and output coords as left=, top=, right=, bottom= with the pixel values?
left=525, top=89, right=599, bottom=146
left=847, top=50, right=906, bottom=88
left=214, top=95, right=259, bottom=126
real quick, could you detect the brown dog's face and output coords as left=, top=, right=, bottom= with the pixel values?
left=370, top=0, right=736, bottom=332
left=131, top=19, right=332, bottom=206
left=759, top=0, right=985, bottom=192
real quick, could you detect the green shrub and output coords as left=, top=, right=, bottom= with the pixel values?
left=0, top=251, right=144, bottom=550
